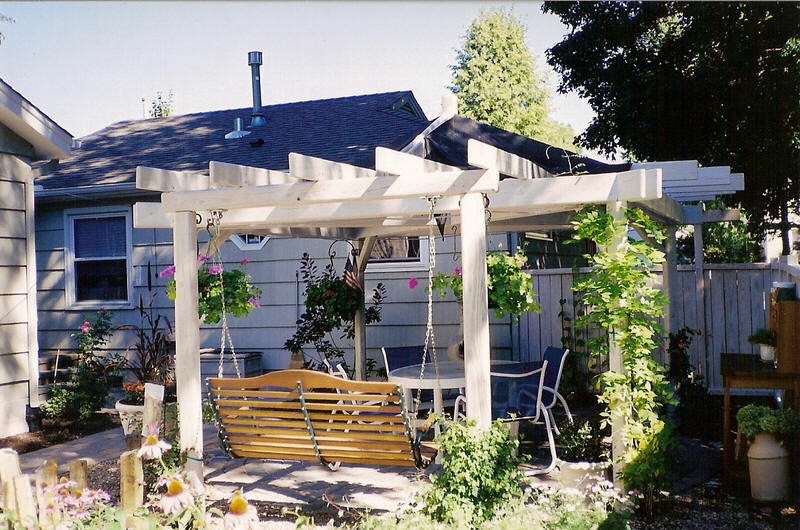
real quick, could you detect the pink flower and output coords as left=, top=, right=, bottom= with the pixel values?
left=224, top=490, right=259, bottom=529
left=197, top=254, right=210, bottom=263
left=248, top=297, right=260, bottom=308
left=408, top=277, right=418, bottom=289
left=239, top=257, right=249, bottom=265
left=80, top=321, right=91, bottom=333
left=158, top=265, right=176, bottom=278
left=208, top=265, right=223, bottom=275
left=454, top=266, right=462, bottom=276
left=157, top=475, right=194, bottom=515
left=137, top=423, right=172, bottom=460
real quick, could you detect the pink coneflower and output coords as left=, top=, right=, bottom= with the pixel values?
left=208, top=265, right=223, bottom=275
left=247, top=297, right=260, bottom=308
left=223, top=490, right=260, bottom=529
left=158, top=265, right=176, bottom=278
left=157, top=475, right=194, bottom=515
left=137, top=423, right=172, bottom=460
left=454, top=266, right=462, bottom=276
left=197, top=254, right=210, bottom=263
left=408, top=277, right=419, bottom=289
left=80, top=321, right=91, bottom=333
left=239, top=257, right=249, bottom=265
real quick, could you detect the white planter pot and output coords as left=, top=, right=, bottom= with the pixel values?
left=556, top=459, right=612, bottom=491
left=758, top=344, right=775, bottom=363
left=747, top=432, right=790, bottom=501
left=115, top=400, right=144, bottom=438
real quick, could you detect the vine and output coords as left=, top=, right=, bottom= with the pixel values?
left=570, top=206, right=675, bottom=506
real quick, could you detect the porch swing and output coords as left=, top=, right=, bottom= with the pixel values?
left=205, top=198, right=446, bottom=469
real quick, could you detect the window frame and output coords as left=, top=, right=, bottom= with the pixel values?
left=64, top=205, right=133, bottom=309
left=229, top=233, right=270, bottom=251
left=366, top=236, right=430, bottom=273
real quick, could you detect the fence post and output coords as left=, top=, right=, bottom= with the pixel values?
left=34, top=459, right=58, bottom=526
left=120, top=450, right=143, bottom=512
left=143, top=383, right=165, bottom=439
left=0, top=448, right=22, bottom=510
left=9, top=474, right=37, bottom=527
left=69, top=459, right=89, bottom=490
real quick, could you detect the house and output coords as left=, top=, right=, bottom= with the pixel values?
left=0, top=78, right=72, bottom=437
left=35, top=53, right=737, bottom=393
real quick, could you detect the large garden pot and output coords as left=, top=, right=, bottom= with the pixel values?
left=747, top=432, right=790, bottom=501
left=557, top=459, right=612, bottom=491
left=115, top=400, right=144, bottom=449
left=758, top=345, right=776, bottom=363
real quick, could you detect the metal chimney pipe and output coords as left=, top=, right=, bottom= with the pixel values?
left=248, top=51, right=267, bottom=127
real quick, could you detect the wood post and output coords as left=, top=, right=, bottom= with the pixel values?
left=606, top=201, right=626, bottom=487
left=34, top=460, right=57, bottom=527
left=692, top=223, right=708, bottom=380
left=0, top=447, right=22, bottom=510
left=662, top=225, right=679, bottom=364
left=119, top=450, right=143, bottom=512
left=69, top=459, right=88, bottom=490
left=461, top=192, right=492, bottom=429
left=173, top=211, right=203, bottom=484
left=353, top=237, right=376, bottom=380
left=142, top=383, right=165, bottom=440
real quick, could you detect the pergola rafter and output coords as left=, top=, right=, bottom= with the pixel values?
left=134, top=139, right=742, bottom=483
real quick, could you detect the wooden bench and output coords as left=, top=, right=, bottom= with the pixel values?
left=207, top=369, right=435, bottom=469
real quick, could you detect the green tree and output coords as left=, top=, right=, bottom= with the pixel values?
left=149, top=90, right=174, bottom=118
left=543, top=2, right=800, bottom=253
left=450, top=9, right=577, bottom=151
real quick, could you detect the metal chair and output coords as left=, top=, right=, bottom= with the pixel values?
left=454, top=360, right=557, bottom=475
left=538, top=347, right=574, bottom=434
left=381, top=346, right=460, bottom=412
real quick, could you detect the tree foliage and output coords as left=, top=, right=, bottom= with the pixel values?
left=450, top=9, right=577, bottom=151
left=543, top=2, right=800, bottom=252
left=0, top=13, right=14, bottom=44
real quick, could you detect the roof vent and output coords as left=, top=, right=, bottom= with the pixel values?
left=248, top=51, right=267, bottom=128
left=225, top=117, right=252, bottom=139
left=71, top=139, right=82, bottom=149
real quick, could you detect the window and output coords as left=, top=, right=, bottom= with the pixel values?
left=229, top=233, right=270, bottom=251
left=367, top=236, right=429, bottom=272
left=65, top=207, right=132, bottom=306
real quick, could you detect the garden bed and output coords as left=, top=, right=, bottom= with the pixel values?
left=0, top=413, right=120, bottom=454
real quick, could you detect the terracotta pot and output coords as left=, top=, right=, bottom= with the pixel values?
left=747, top=432, right=790, bottom=501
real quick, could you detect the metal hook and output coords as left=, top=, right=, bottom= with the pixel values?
left=327, top=239, right=356, bottom=270
left=451, top=225, right=460, bottom=262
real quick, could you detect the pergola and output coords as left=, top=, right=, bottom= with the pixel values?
left=133, top=139, right=743, bottom=481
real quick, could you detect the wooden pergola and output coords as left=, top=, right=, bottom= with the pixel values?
left=133, top=139, right=743, bottom=481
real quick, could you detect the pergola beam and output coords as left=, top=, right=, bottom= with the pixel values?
left=467, top=138, right=554, bottom=179
left=375, top=147, right=459, bottom=175
left=289, top=152, right=376, bottom=180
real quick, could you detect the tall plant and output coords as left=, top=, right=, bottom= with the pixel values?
left=570, top=206, right=675, bottom=504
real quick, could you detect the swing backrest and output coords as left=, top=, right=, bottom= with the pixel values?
left=207, top=369, right=433, bottom=468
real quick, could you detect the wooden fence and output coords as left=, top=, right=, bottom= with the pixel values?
left=515, top=260, right=800, bottom=393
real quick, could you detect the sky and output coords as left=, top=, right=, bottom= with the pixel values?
left=0, top=1, right=596, bottom=148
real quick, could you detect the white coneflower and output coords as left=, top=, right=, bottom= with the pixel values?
left=137, top=423, right=171, bottom=460
left=157, top=475, right=194, bottom=515
left=223, top=490, right=259, bottom=529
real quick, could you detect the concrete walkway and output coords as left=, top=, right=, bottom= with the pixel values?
left=17, top=424, right=431, bottom=513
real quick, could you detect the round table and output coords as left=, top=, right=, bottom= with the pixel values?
left=388, top=359, right=517, bottom=417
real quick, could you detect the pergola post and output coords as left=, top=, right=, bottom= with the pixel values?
left=353, top=237, right=376, bottom=380
left=606, top=200, right=626, bottom=486
left=173, top=211, right=203, bottom=483
left=692, top=223, right=708, bottom=379
left=662, top=226, right=679, bottom=364
left=461, top=192, right=492, bottom=429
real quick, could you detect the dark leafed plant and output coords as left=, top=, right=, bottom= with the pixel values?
left=284, top=253, right=386, bottom=369
left=123, top=294, right=174, bottom=385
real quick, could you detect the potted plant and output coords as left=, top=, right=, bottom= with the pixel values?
left=284, top=252, right=386, bottom=371
left=747, top=328, right=777, bottom=363
left=162, top=255, right=262, bottom=324
left=429, top=247, right=540, bottom=320
left=736, top=404, right=799, bottom=501
left=116, top=295, right=176, bottom=446
left=555, top=418, right=611, bottom=490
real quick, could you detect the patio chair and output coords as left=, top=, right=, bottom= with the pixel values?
left=538, top=347, right=574, bottom=434
left=453, top=360, right=556, bottom=475
left=381, top=346, right=460, bottom=411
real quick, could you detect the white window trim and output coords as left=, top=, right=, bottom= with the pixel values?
left=366, top=236, right=430, bottom=273
left=64, top=205, right=133, bottom=309
left=229, top=233, right=270, bottom=251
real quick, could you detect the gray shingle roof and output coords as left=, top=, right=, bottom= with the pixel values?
left=37, top=91, right=430, bottom=191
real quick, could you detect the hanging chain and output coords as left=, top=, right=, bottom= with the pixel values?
left=414, top=196, right=441, bottom=413
left=207, top=211, right=241, bottom=379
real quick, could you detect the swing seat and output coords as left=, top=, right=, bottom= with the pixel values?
left=207, top=369, right=436, bottom=469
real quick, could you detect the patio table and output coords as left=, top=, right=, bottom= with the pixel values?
left=388, top=359, right=518, bottom=418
